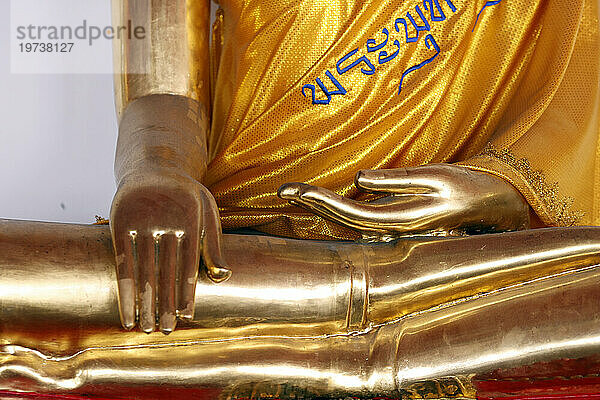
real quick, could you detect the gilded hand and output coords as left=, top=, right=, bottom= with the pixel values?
left=110, top=168, right=231, bottom=334
left=279, top=164, right=530, bottom=239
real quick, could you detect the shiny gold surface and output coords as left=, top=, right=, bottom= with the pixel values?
left=112, top=0, right=211, bottom=118
left=13, top=0, right=597, bottom=398
left=111, top=94, right=230, bottom=334
left=201, top=0, right=599, bottom=239
left=111, top=0, right=600, bottom=240
left=279, top=164, right=530, bottom=239
left=2, top=219, right=600, bottom=398
left=112, top=0, right=227, bottom=335
left=110, top=94, right=532, bottom=335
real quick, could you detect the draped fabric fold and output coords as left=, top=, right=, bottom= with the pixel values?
left=205, top=0, right=599, bottom=240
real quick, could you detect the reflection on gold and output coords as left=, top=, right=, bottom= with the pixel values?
left=111, top=0, right=210, bottom=119
left=2, top=219, right=600, bottom=398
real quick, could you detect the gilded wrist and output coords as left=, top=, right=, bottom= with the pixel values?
left=115, top=94, right=209, bottom=184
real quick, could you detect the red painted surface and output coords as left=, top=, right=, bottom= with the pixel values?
left=478, top=395, right=600, bottom=400
left=474, top=356, right=600, bottom=400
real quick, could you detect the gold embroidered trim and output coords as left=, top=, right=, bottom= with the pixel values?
left=480, top=143, right=584, bottom=226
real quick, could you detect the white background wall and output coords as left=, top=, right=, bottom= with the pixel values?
left=0, top=0, right=117, bottom=223
left=0, top=1, right=217, bottom=224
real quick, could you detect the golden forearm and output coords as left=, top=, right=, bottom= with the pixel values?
left=115, top=94, right=208, bottom=184
left=110, top=0, right=216, bottom=336
left=111, top=0, right=211, bottom=119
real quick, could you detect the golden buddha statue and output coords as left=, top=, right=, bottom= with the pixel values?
left=111, top=0, right=599, bottom=334
left=1, top=0, right=600, bottom=398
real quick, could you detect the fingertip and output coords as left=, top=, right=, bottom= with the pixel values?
left=178, top=238, right=200, bottom=323
left=159, top=312, right=177, bottom=334
left=207, top=265, right=232, bottom=283
left=354, top=169, right=369, bottom=189
left=355, top=169, right=400, bottom=190
left=139, top=285, right=156, bottom=334
left=117, top=278, right=136, bottom=330
left=140, top=314, right=155, bottom=333
left=158, top=233, right=177, bottom=335
left=142, top=326, right=154, bottom=334
left=277, top=183, right=300, bottom=200
left=277, top=182, right=311, bottom=200
left=122, top=320, right=135, bottom=331
left=137, top=236, right=156, bottom=334
left=201, top=235, right=232, bottom=284
left=177, top=301, right=195, bottom=321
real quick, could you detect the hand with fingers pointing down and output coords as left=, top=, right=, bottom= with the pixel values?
left=278, top=164, right=530, bottom=240
left=110, top=95, right=231, bottom=334
left=110, top=169, right=231, bottom=334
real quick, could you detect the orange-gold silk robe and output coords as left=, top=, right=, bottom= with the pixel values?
left=205, top=0, right=600, bottom=240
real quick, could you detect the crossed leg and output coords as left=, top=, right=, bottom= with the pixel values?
left=1, top=218, right=600, bottom=398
